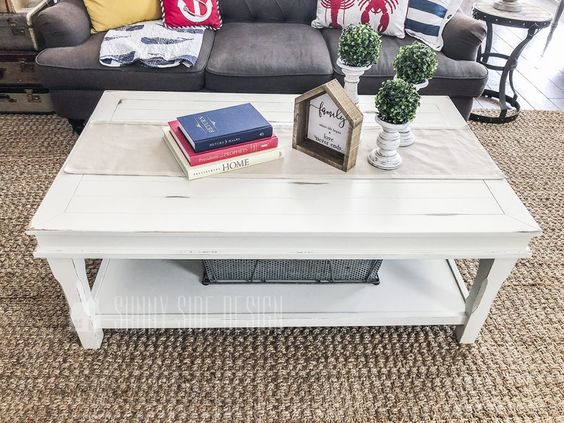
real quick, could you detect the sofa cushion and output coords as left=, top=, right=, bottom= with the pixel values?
left=83, top=0, right=162, bottom=33
left=219, top=0, right=317, bottom=23
left=404, top=0, right=463, bottom=50
left=205, top=22, right=334, bottom=93
left=161, top=0, right=222, bottom=29
left=323, top=28, right=487, bottom=97
left=311, top=0, right=410, bottom=38
left=36, top=30, right=215, bottom=91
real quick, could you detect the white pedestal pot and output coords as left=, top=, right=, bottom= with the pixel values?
left=393, top=76, right=428, bottom=147
left=413, top=79, right=429, bottom=91
left=368, top=116, right=408, bottom=170
left=337, top=58, right=372, bottom=105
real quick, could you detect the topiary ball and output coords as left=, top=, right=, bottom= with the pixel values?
left=375, top=79, right=421, bottom=125
left=393, top=42, right=438, bottom=84
left=338, top=24, right=382, bottom=68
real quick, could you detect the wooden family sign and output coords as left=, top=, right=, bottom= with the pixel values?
left=292, top=79, right=363, bottom=172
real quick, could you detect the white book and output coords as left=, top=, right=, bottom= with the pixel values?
left=162, top=128, right=284, bottom=180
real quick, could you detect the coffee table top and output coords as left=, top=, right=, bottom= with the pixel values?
left=28, top=91, right=540, bottom=259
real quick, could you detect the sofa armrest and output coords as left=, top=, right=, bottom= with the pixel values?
left=442, top=11, right=487, bottom=61
left=34, top=0, right=91, bottom=49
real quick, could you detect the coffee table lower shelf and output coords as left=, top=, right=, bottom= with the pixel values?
left=91, top=259, right=469, bottom=329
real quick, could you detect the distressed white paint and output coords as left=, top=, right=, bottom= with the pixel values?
left=92, top=259, right=468, bottom=328
left=455, top=258, right=518, bottom=343
left=399, top=127, right=416, bottom=147
left=89, top=91, right=466, bottom=130
left=27, top=92, right=541, bottom=349
left=368, top=116, right=406, bottom=170
left=47, top=259, right=103, bottom=348
left=395, top=76, right=427, bottom=147
left=337, top=58, right=372, bottom=105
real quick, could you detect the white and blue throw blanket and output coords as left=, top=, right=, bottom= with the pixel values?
left=99, top=20, right=204, bottom=68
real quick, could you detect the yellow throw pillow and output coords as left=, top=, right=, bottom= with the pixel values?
left=83, top=0, right=162, bottom=33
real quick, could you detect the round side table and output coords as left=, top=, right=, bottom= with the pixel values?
left=470, top=1, right=552, bottom=123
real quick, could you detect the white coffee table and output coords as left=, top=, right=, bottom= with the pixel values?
left=28, top=91, right=541, bottom=349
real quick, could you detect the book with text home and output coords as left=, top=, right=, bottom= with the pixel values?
left=168, top=120, right=278, bottom=166
left=177, top=103, right=273, bottom=153
left=162, top=128, right=284, bottom=180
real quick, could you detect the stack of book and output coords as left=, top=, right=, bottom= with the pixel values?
left=163, top=103, right=283, bottom=180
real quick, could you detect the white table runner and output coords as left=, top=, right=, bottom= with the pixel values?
left=64, top=122, right=504, bottom=179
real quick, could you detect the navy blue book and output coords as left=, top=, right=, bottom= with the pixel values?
left=177, top=103, right=273, bottom=153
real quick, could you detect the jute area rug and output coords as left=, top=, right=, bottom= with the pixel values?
left=0, top=111, right=562, bottom=422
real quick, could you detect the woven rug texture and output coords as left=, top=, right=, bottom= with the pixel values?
left=0, top=111, right=562, bottom=422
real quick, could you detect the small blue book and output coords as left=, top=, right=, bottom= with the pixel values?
left=177, top=103, right=273, bottom=153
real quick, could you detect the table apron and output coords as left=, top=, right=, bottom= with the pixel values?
left=31, top=232, right=534, bottom=259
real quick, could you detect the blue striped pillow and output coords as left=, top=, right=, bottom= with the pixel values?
left=405, top=0, right=462, bottom=50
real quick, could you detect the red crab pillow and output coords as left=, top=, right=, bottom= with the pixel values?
left=312, top=0, right=409, bottom=38
left=161, top=0, right=222, bottom=29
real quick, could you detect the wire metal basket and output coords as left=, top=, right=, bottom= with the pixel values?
left=202, top=259, right=382, bottom=285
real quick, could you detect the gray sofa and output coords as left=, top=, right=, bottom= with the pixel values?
left=34, top=0, right=487, bottom=123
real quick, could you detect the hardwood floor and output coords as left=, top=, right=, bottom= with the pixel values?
left=470, top=0, right=564, bottom=111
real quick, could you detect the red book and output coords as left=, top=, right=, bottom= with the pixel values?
left=168, top=120, right=278, bottom=166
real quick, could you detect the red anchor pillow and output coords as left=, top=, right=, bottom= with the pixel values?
left=161, top=0, right=222, bottom=30
left=311, top=0, right=409, bottom=38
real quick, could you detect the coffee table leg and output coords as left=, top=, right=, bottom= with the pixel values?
left=48, top=258, right=104, bottom=349
left=456, top=258, right=517, bottom=343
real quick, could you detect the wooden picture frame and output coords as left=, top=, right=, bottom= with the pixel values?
left=292, top=79, right=363, bottom=172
